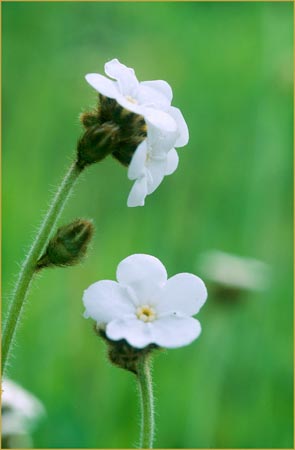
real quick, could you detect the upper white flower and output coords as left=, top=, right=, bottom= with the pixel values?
left=83, top=254, right=207, bottom=349
left=85, top=58, right=189, bottom=147
left=86, top=58, right=171, bottom=114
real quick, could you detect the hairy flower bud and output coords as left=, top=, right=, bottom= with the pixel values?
left=36, top=219, right=94, bottom=270
left=76, top=95, right=147, bottom=170
left=77, top=121, right=120, bottom=169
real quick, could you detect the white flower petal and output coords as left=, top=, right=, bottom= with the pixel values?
left=146, top=158, right=166, bottom=194
left=106, top=317, right=154, bottom=348
left=109, top=94, right=145, bottom=115
left=2, top=379, right=45, bottom=421
left=146, top=109, right=177, bottom=136
left=128, top=141, right=148, bottom=180
left=127, top=176, right=148, bottom=207
left=116, top=254, right=167, bottom=302
left=83, top=280, right=134, bottom=324
left=157, top=273, right=207, bottom=316
left=104, top=58, right=139, bottom=96
left=165, top=148, right=179, bottom=176
left=140, top=80, right=173, bottom=104
left=168, top=106, right=189, bottom=147
left=151, top=316, right=201, bottom=348
left=107, top=315, right=201, bottom=349
left=145, top=110, right=178, bottom=153
left=136, top=83, right=171, bottom=109
left=85, top=73, right=120, bottom=99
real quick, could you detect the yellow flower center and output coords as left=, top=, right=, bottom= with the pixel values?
left=136, top=305, right=156, bottom=323
left=125, top=95, right=138, bottom=104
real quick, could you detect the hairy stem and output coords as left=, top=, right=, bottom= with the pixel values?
left=137, top=355, right=155, bottom=449
left=2, top=162, right=82, bottom=373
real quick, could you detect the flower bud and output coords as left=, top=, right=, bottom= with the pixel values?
left=77, top=122, right=120, bottom=169
left=36, top=219, right=94, bottom=270
left=96, top=327, right=158, bottom=374
left=76, top=95, right=147, bottom=170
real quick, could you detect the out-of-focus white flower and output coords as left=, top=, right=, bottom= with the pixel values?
left=83, top=254, right=207, bottom=349
left=197, top=250, right=270, bottom=292
left=2, top=379, right=45, bottom=441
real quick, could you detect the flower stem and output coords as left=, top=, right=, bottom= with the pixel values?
left=137, top=355, right=155, bottom=449
left=2, top=162, right=82, bottom=373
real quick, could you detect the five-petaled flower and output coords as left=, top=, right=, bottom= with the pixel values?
left=85, top=59, right=189, bottom=207
left=83, top=254, right=207, bottom=349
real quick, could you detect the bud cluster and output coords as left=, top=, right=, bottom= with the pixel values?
left=77, top=95, right=147, bottom=170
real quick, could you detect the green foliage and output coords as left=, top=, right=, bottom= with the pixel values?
left=2, top=2, right=293, bottom=448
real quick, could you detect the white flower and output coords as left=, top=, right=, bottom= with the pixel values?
left=2, top=379, right=45, bottom=436
left=86, top=59, right=190, bottom=206
left=86, top=58, right=172, bottom=115
left=83, top=254, right=207, bottom=349
left=197, top=250, right=270, bottom=291
left=127, top=111, right=180, bottom=207
left=85, top=58, right=189, bottom=148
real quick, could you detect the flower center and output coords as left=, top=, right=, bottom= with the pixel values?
left=125, top=95, right=138, bottom=104
left=136, top=305, right=156, bottom=323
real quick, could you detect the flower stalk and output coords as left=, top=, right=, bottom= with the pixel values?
left=137, top=355, right=155, bottom=449
left=2, top=162, right=82, bottom=373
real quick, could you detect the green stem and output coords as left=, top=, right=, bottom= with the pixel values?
left=2, top=162, right=82, bottom=373
left=137, top=355, right=155, bottom=449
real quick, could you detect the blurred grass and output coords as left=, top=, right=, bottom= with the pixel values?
left=2, top=2, right=293, bottom=448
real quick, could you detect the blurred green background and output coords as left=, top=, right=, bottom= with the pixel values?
left=2, top=2, right=293, bottom=448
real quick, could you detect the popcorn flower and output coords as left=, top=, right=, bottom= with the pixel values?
left=86, top=59, right=187, bottom=127
left=85, top=59, right=189, bottom=206
left=83, top=254, right=207, bottom=349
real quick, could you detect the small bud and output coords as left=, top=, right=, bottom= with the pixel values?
left=36, top=219, right=94, bottom=270
left=80, top=110, right=100, bottom=129
left=95, top=327, right=159, bottom=374
left=76, top=95, right=147, bottom=170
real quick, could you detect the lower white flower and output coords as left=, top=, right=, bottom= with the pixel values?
left=83, top=254, right=207, bottom=349
left=127, top=110, right=181, bottom=207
